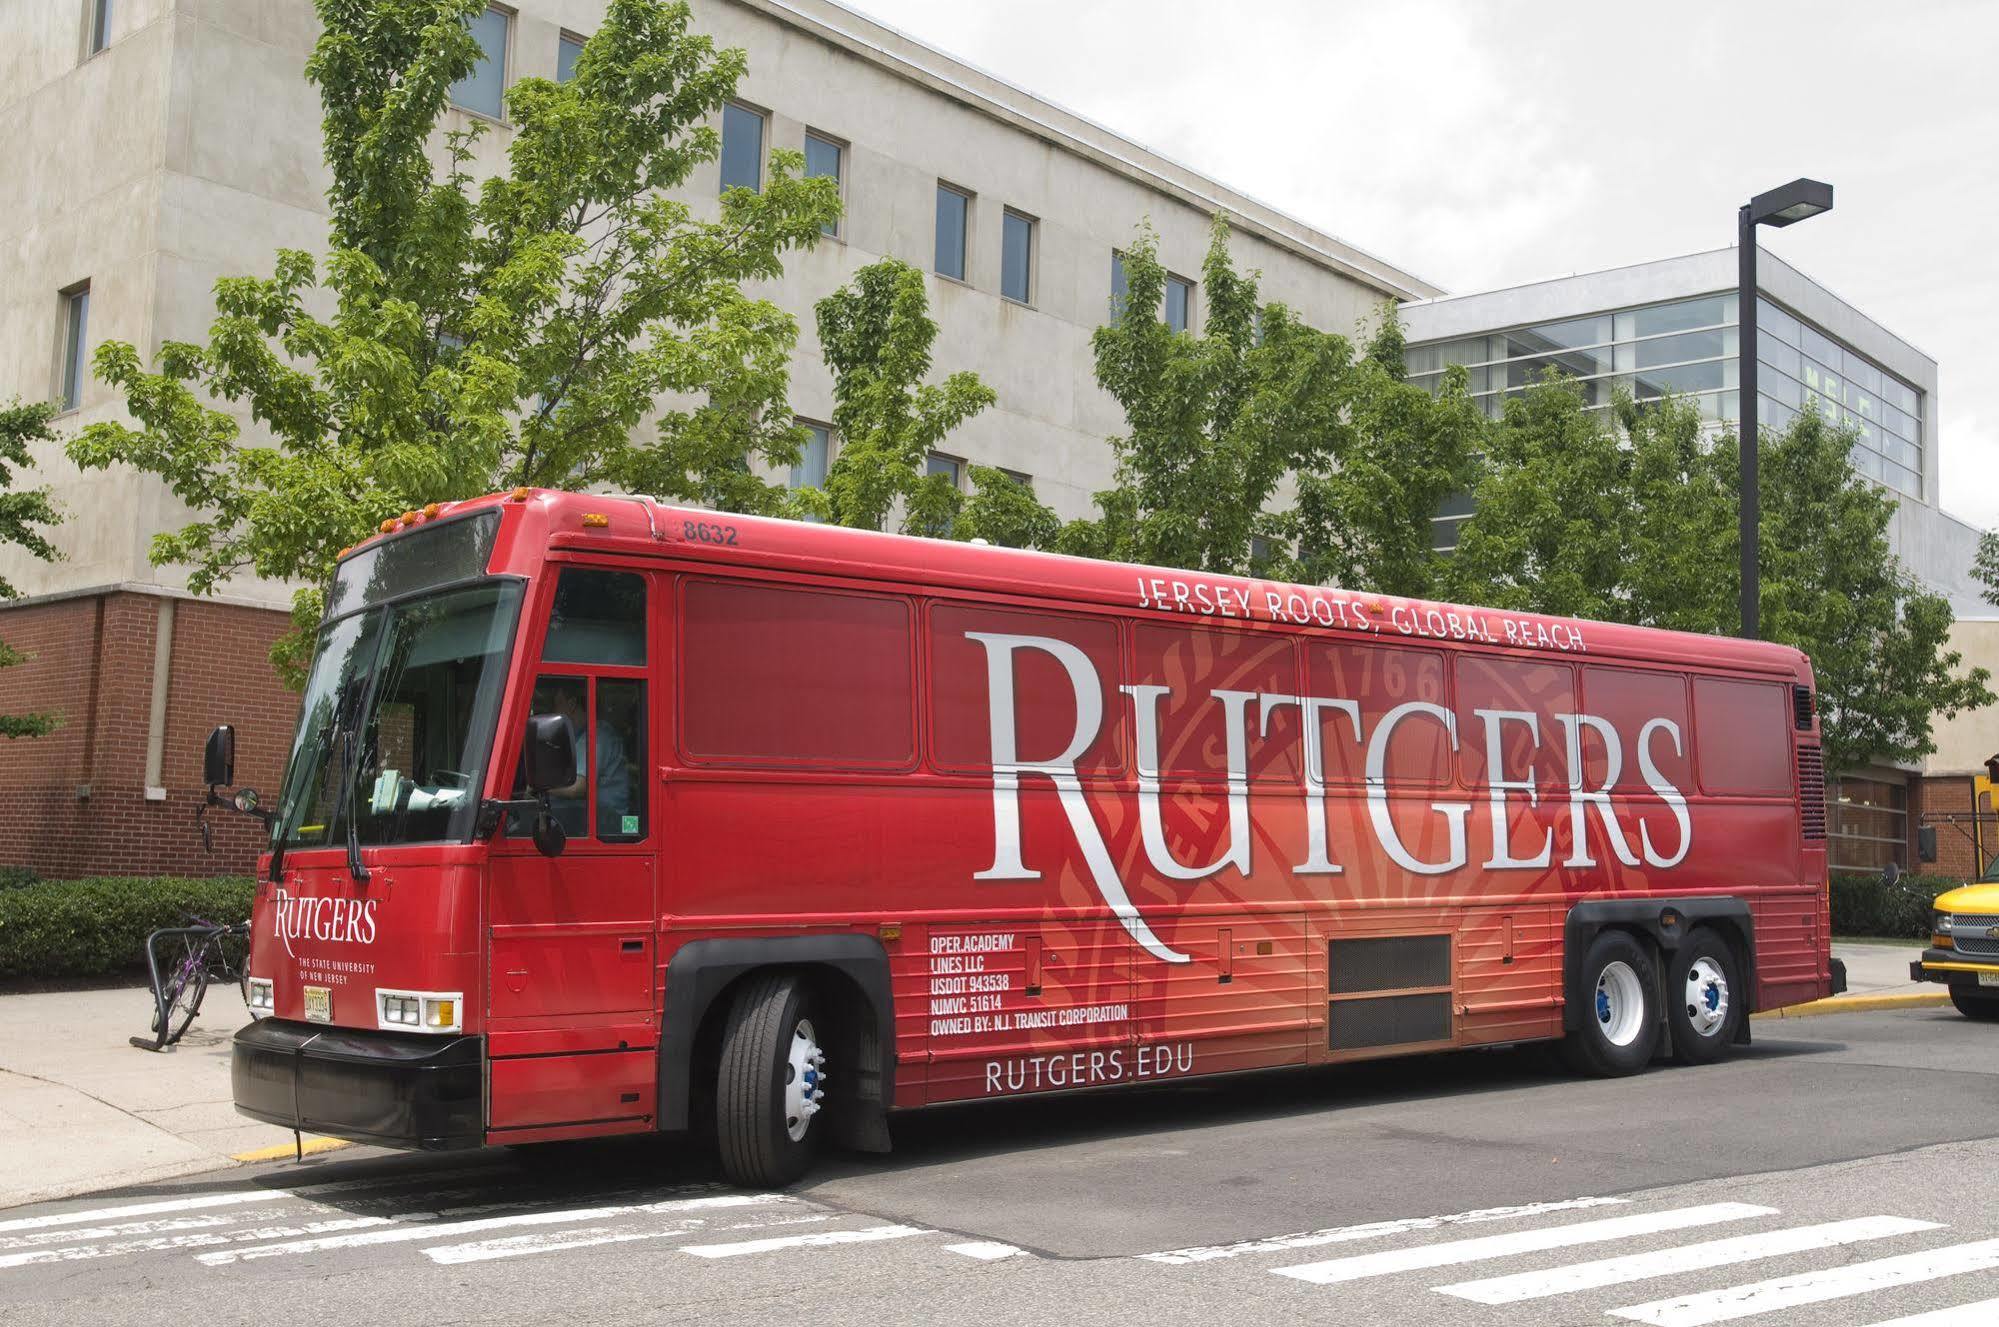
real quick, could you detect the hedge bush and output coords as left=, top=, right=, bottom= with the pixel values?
left=1828, top=872, right=1965, bottom=940
left=0, top=876, right=256, bottom=981
left=0, top=866, right=40, bottom=890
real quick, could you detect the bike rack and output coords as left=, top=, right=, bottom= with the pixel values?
left=128, top=922, right=246, bottom=1053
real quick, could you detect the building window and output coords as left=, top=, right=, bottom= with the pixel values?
left=86, top=0, right=113, bottom=54
left=926, top=452, right=964, bottom=489
left=804, top=131, right=843, bottom=237
left=449, top=6, right=511, bottom=120
left=720, top=102, right=765, bottom=193
left=58, top=284, right=90, bottom=413
left=1001, top=209, right=1035, bottom=305
left=1828, top=774, right=1909, bottom=872
left=935, top=184, right=970, bottom=281
left=1110, top=250, right=1127, bottom=317
left=996, top=467, right=1032, bottom=490
left=791, top=421, right=831, bottom=491
left=1165, top=273, right=1193, bottom=332
left=556, top=31, right=584, bottom=83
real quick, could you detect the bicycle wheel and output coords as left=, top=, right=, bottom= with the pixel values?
left=153, top=956, right=207, bottom=1044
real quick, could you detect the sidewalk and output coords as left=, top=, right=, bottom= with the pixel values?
left=0, top=985, right=343, bottom=1209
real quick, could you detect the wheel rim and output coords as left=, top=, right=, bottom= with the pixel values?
left=1595, top=960, right=1647, bottom=1048
left=783, top=1017, right=827, bottom=1143
left=1683, top=956, right=1730, bottom=1038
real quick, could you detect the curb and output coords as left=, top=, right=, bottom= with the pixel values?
left=229, top=1136, right=354, bottom=1163
left=1753, top=991, right=1952, bottom=1020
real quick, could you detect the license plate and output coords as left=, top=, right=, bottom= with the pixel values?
left=303, top=986, right=332, bottom=1022
left=1979, top=971, right=1999, bottom=988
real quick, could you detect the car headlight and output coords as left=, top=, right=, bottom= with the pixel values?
left=375, top=988, right=462, bottom=1033
left=246, top=977, right=274, bottom=1016
left=1934, top=913, right=1955, bottom=948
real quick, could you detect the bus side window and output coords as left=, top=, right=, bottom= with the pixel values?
left=595, top=678, right=645, bottom=840
left=544, top=569, right=647, bottom=665
left=510, top=674, right=590, bottom=838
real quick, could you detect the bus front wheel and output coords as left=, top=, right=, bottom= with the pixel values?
left=715, top=972, right=827, bottom=1188
left=1563, top=930, right=1659, bottom=1077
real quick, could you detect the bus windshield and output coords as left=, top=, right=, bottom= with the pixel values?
left=272, top=579, right=523, bottom=850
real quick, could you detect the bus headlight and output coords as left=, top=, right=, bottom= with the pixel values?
left=246, top=977, right=274, bottom=1017
left=376, top=988, right=462, bottom=1034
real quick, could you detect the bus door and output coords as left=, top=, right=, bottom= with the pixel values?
left=486, top=566, right=659, bottom=1137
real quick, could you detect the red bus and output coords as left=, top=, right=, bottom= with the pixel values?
left=215, top=489, right=1842, bottom=1185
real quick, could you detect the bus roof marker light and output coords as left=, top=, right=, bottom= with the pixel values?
left=378, top=519, right=396, bottom=534
left=509, top=487, right=531, bottom=502
left=422, top=502, right=442, bottom=519
left=582, top=513, right=610, bottom=528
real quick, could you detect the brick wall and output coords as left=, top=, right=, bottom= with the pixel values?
left=0, top=592, right=299, bottom=878
left=1915, top=774, right=1990, bottom=881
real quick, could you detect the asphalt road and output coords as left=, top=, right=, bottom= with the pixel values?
left=5, top=1006, right=1998, bottom=1327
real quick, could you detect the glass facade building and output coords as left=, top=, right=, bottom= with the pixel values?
left=1406, top=290, right=1926, bottom=518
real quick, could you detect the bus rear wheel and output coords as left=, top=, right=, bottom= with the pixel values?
left=715, top=972, right=827, bottom=1188
left=1563, top=930, right=1658, bottom=1077
left=1666, top=929, right=1741, bottom=1064
left=1950, top=988, right=1999, bottom=1021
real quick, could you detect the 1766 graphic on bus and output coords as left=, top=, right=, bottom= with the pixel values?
left=199, top=491, right=1834, bottom=1186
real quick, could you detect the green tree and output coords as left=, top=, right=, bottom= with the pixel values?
left=0, top=400, right=62, bottom=739
left=1448, top=385, right=1990, bottom=771
left=1753, top=408, right=1990, bottom=771
left=1975, top=527, right=1998, bottom=607
left=67, top=0, right=838, bottom=682
left=807, top=258, right=995, bottom=535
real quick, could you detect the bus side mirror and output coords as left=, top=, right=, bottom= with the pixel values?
left=204, top=725, right=236, bottom=788
left=523, top=714, right=574, bottom=794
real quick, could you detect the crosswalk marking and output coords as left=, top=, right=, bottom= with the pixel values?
left=424, top=1213, right=835, bottom=1266
left=194, top=1193, right=783, bottom=1266
left=1271, top=1202, right=1777, bottom=1286
left=946, top=1241, right=1027, bottom=1261
left=1140, top=1196, right=1627, bottom=1265
left=680, top=1225, right=931, bottom=1259
left=1610, top=1237, right=1999, bottom=1326
left=1, top=1215, right=239, bottom=1250
left=1435, top=1215, right=1943, bottom=1304
left=0, top=1191, right=288, bottom=1235
left=1858, top=1299, right=1999, bottom=1327
left=0, top=1217, right=390, bottom=1271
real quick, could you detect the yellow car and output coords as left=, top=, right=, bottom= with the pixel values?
left=1912, top=883, right=1999, bottom=1020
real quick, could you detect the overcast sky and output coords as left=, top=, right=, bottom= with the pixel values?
left=846, top=0, right=1999, bottom=530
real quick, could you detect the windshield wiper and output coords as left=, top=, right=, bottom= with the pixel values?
left=341, top=727, right=371, bottom=884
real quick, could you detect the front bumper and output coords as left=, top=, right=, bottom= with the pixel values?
left=1910, top=949, right=1999, bottom=988
left=232, top=1019, right=483, bottom=1150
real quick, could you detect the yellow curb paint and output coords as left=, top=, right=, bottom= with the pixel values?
left=230, top=1136, right=354, bottom=1163
left=1753, top=992, right=1952, bottom=1020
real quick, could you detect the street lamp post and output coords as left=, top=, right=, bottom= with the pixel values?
left=1737, top=177, right=1834, bottom=639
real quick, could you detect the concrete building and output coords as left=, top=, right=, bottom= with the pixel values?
left=1401, top=254, right=1997, bottom=876
left=0, top=0, right=1434, bottom=875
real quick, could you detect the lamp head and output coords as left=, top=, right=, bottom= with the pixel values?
left=1747, top=178, right=1834, bottom=228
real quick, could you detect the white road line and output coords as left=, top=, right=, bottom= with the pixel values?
left=1272, top=1202, right=1777, bottom=1286
left=946, top=1241, right=1027, bottom=1261
left=680, top=1225, right=931, bottom=1259
left=0, top=1218, right=390, bottom=1271
left=2, top=1215, right=239, bottom=1250
left=1436, top=1216, right=1943, bottom=1304
left=1610, top=1237, right=1999, bottom=1326
left=425, top=1212, right=836, bottom=1266
left=0, top=1191, right=290, bottom=1234
left=195, top=1193, right=783, bottom=1265
left=1140, top=1196, right=1628, bottom=1265
left=1858, top=1299, right=1999, bottom=1327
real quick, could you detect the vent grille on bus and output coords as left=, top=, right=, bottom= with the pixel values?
left=1797, top=744, right=1826, bottom=840
left=1328, top=993, right=1453, bottom=1050
left=1793, top=685, right=1815, bottom=730
left=1329, top=936, right=1452, bottom=994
